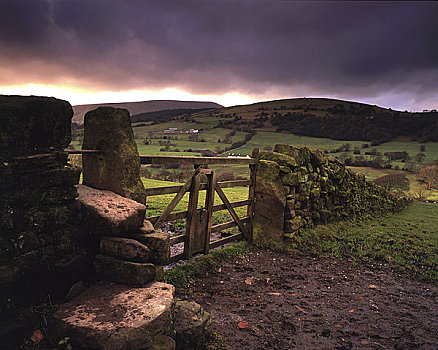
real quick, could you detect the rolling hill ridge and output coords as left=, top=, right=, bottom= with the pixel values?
left=72, top=99, right=222, bottom=124
left=190, top=98, right=438, bottom=144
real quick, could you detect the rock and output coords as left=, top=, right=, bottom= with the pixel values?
left=155, top=266, right=165, bottom=282
left=94, top=255, right=156, bottom=285
left=100, top=237, right=150, bottom=262
left=254, top=146, right=409, bottom=241
left=129, top=231, right=170, bottom=265
left=253, top=160, right=285, bottom=243
left=281, top=172, right=298, bottom=186
left=259, top=150, right=297, bottom=168
left=0, top=153, right=80, bottom=191
left=151, top=334, right=176, bottom=350
left=141, top=220, right=156, bottom=234
left=54, top=282, right=175, bottom=350
left=82, top=107, right=146, bottom=204
left=76, top=184, right=146, bottom=235
left=284, top=209, right=296, bottom=220
left=284, top=217, right=303, bottom=233
left=174, top=301, right=211, bottom=350
left=65, top=281, right=87, bottom=301
left=0, top=95, right=72, bottom=158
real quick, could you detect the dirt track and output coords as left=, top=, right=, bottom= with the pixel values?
left=177, top=249, right=438, bottom=350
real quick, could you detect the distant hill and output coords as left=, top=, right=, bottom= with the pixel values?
left=131, top=108, right=214, bottom=124
left=72, top=100, right=222, bottom=124
left=191, top=98, right=438, bottom=144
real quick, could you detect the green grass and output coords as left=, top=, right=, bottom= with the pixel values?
left=142, top=178, right=249, bottom=222
left=290, top=201, right=438, bottom=282
left=164, top=241, right=251, bottom=290
left=219, top=131, right=438, bottom=162
left=348, top=166, right=438, bottom=201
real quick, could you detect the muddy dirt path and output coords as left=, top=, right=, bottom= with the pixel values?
left=177, top=249, right=437, bottom=350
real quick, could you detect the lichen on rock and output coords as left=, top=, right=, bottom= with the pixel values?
left=253, top=144, right=410, bottom=242
left=82, top=107, right=146, bottom=204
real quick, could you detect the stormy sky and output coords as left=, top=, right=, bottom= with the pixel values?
left=0, top=0, right=437, bottom=110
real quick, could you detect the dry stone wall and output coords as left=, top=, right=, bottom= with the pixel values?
left=0, top=96, right=86, bottom=328
left=0, top=96, right=209, bottom=349
left=253, top=144, right=409, bottom=242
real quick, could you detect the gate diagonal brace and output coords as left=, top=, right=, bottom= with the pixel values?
left=154, top=167, right=200, bottom=230
left=215, top=183, right=249, bottom=240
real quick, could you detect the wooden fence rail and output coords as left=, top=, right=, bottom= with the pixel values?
left=65, top=149, right=259, bottom=262
left=141, top=151, right=259, bottom=262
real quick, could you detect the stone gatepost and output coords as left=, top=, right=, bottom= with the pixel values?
left=0, top=95, right=84, bottom=346
left=82, top=107, right=146, bottom=204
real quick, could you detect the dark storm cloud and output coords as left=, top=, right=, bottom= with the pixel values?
left=1, top=0, right=437, bottom=107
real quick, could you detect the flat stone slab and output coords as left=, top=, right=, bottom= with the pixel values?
left=100, top=237, right=150, bottom=263
left=128, top=231, right=170, bottom=265
left=77, top=184, right=146, bottom=235
left=54, top=282, right=175, bottom=350
left=95, top=255, right=156, bottom=285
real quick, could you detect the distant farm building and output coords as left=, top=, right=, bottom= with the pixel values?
left=163, top=128, right=178, bottom=133
left=227, top=154, right=251, bottom=158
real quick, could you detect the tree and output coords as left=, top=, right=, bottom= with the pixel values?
left=412, top=185, right=429, bottom=201
left=373, top=174, right=410, bottom=197
left=414, top=153, right=426, bottom=164
left=417, top=164, right=438, bottom=189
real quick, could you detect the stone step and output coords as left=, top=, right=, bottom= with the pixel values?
left=54, top=282, right=175, bottom=350
left=95, top=255, right=156, bottom=285
left=77, top=184, right=146, bottom=235
left=100, top=237, right=151, bottom=263
left=127, top=231, right=170, bottom=265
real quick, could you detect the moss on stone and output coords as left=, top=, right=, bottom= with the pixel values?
left=82, top=107, right=146, bottom=204
left=259, top=150, right=297, bottom=168
left=254, top=145, right=410, bottom=243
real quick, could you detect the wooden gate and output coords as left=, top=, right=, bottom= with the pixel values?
left=140, top=154, right=258, bottom=263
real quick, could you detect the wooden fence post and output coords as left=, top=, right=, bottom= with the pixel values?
left=203, top=171, right=217, bottom=254
left=246, top=148, right=259, bottom=241
left=184, top=172, right=200, bottom=260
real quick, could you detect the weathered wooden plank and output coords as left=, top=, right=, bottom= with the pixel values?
left=66, top=149, right=101, bottom=154
left=212, top=179, right=250, bottom=189
left=140, top=155, right=256, bottom=165
left=146, top=210, right=187, bottom=224
left=209, top=233, right=244, bottom=249
left=146, top=199, right=250, bottom=224
left=184, top=173, right=200, bottom=260
left=153, top=168, right=199, bottom=229
left=203, top=172, right=216, bottom=254
left=246, top=148, right=259, bottom=241
left=212, top=199, right=251, bottom=213
left=215, top=184, right=248, bottom=238
left=145, top=185, right=185, bottom=196
left=170, top=234, right=186, bottom=245
left=144, top=180, right=250, bottom=197
left=211, top=216, right=249, bottom=233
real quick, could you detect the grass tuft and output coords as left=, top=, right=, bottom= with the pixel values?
left=164, top=242, right=251, bottom=291
left=288, top=201, right=438, bottom=282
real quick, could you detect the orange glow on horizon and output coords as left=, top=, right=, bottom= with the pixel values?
left=0, top=83, right=260, bottom=107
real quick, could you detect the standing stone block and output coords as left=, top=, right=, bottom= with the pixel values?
left=100, top=237, right=150, bottom=262
left=253, top=160, right=286, bottom=243
left=94, top=255, right=156, bottom=285
left=82, top=107, right=146, bottom=204
left=0, top=95, right=72, bottom=158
